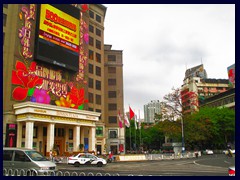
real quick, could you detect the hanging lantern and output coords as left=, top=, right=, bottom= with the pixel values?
left=81, top=4, right=89, bottom=13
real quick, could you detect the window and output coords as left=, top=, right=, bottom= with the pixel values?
left=96, top=126, right=103, bottom=137
left=89, top=50, right=93, bottom=60
left=109, top=116, right=117, bottom=123
left=96, top=94, right=101, bottom=105
left=88, top=92, right=93, bottom=103
left=109, top=129, right=118, bottom=138
left=3, top=14, right=7, bottom=26
left=96, top=28, right=101, bottom=37
left=89, top=63, right=93, bottom=74
left=88, top=107, right=94, bottom=111
left=108, top=67, right=116, bottom=73
left=69, top=129, right=73, bottom=140
left=108, top=103, right=117, bottom=110
left=57, top=128, right=64, bottom=137
left=88, top=78, right=93, bottom=88
left=96, top=109, right=101, bottom=120
left=108, top=55, right=116, bottom=62
left=96, top=14, right=101, bottom=23
left=96, top=40, right=101, bottom=50
left=108, top=91, right=116, bottom=98
left=96, top=80, right=101, bottom=90
left=89, top=24, right=94, bottom=33
left=96, top=66, right=101, bottom=76
left=108, top=79, right=116, bottom=86
left=96, top=53, right=101, bottom=63
left=89, top=10, right=94, bottom=19
left=43, top=127, right=47, bottom=136
left=3, top=150, right=13, bottom=161
left=14, top=151, right=27, bottom=162
left=96, top=109, right=101, bottom=113
left=89, top=36, right=94, bottom=46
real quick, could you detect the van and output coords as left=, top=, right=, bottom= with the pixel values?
left=3, top=147, right=57, bottom=176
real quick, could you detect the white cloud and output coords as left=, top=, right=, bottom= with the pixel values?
left=103, top=4, right=235, bottom=117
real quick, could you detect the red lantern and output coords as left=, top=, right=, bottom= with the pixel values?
left=81, top=4, right=89, bottom=13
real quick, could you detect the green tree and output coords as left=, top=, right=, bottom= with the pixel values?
left=184, top=107, right=235, bottom=149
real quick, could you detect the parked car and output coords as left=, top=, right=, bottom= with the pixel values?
left=68, top=153, right=107, bottom=167
left=204, top=149, right=214, bottom=155
left=3, top=147, right=57, bottom=176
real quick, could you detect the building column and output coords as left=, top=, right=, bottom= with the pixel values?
left=89, top=127, right=96, bottom=153
left=73, top=125, right=80, bottom=152
left=25, top=121, right=34, bottom=149
left=80, top=127, right=84, bottom=146
left=16, top=122, right=22, bottom=148
left=47, top=123, right=55, bottom=152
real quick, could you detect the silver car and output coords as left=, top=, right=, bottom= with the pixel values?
left=3, top=147, right=57, bottom=176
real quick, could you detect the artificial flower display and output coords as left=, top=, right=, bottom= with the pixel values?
left=12, top=60, right=43, bottom=101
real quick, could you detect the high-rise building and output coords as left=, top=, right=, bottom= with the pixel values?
left=144, top=100, right=161, bottom=124
left=3, top=4, right=124, bottom=156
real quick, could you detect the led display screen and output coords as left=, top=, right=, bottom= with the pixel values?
left=34, top=4, right=80, bottom=71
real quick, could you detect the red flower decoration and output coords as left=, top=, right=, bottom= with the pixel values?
left=12, top=60, right=43, bottom=101
left=68, top=86, right=88, bottom=109
left=81, top=4, right=89, bottom=13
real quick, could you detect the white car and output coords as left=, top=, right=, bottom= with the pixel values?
left=68, top=153, right=107, bottom=167
left=205, top=149, right=214, bottom=155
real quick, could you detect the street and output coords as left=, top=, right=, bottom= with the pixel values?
left=56, top=154, right=235, bottom=176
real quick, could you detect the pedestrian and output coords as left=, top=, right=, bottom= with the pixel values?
left=108, top=151, right=113, bottom=163
left=49, top=150, right=53, bottom=161
left=227, top=144, right=233, bottom=157
left=195, top=150, right=199, bottom=158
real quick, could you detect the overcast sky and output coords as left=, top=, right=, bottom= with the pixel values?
left=103, top=4, right=235, bottom=118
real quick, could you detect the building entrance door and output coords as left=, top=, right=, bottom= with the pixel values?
left=54, top=139, right=63, bottom=156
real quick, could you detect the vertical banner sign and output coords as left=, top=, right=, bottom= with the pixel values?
left=19, top=4, right=36, bottom=60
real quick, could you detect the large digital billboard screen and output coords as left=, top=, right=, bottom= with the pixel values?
left=34, top=4, right=80, bottom=71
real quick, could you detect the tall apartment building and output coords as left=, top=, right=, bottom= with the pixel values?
left=87, top=4, right=107, bottom=154
left=3, top=4, right=124, bottom=156
left=144, top=100, right=161, bottom=124
left=181, top=64, right=231, bottom=114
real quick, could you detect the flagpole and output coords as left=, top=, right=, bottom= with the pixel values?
left=119, top=109, right=121, bottom=154
left=128, top=105, right=132, bottom=152
left=130, top=124, right=132, bottom=151
left=134, top=110, right=136, bottom=151
left=139, top=109, right=141, bottom=152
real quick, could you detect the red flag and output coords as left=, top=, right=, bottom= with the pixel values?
left=129, top=106, right=135, bottom=120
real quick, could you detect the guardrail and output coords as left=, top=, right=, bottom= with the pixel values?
left=3, top=168, right=152, bottom=176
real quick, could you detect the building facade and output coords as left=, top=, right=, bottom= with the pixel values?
left=200, top=88, right=235, bottom=110
left=144, top=100, right=161, bottom=124
left=181, top=64, right=231, bottom=114
left=104, top=44, right=125, bottom=154
left=3, top=4, right=124, bottom=157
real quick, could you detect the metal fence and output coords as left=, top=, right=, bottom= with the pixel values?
left=3, top=168, right=153, bottom=176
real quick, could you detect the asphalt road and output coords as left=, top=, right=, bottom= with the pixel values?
left=56, top=154, right=235, bottom=176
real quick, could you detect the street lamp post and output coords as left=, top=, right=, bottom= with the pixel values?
left=181, top=118, right=185, bottom=154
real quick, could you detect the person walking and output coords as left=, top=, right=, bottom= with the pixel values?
left=49, top=150, right=53, bottom=161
